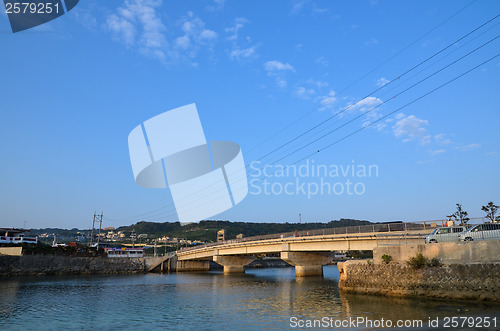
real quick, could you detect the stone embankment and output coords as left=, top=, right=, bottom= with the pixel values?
left=0, top=255, right=148, bottom=276
left=338, top=240, right=500, bottom=302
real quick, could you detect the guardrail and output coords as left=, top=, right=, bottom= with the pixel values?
left=177, top=218, right=490, bottom=253
left=178, top=221, right=434, bottom=253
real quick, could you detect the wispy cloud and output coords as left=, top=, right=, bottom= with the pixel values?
left=458, top=143, right=482, bottom=152
left=225, top=17, right=249, bottom=41
left=105, top=2, right=219, bottom=65
left=225, top=17, right=259, bottom=61
left=290, top=0, right=306, bottom=15
left=206, top=0, right=225, bottom=11
left=319, top=90, right=337, bottom=110
left=174, top=11, right=218, bottom=59
left=392, top=113, right=431, bottom=145
left=295, top=86, right=316, bottom=100
left=430, top=149, right=446, bottom=156
left=106, top=0, right=168, bottom=61
left=376, top=77, right=390, bottom=87
left=264, top=61, right=295, bottom=89
left=365, top=38, right=378, bottom=46
left=350, top=96, right=383, bottom=112
left=264, top=61, right=295, bottom=72
left=229, top=45, right=258, bottom=60
left=434, top=133, right=452, bottom=146
left=315, top=56, right=329, bottom=68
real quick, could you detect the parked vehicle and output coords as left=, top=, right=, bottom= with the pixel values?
left=425, top=226, right=468, bottom=243
left=459, top=223, right=500, bottom=241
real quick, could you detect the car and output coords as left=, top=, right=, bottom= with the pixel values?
left=458, top=223, right=500, bottom=242
left=425, top=226, right=468, bottom=244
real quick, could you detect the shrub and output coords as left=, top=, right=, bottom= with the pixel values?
left=406, top=253, right=440, bottom=269
left=381, top=254, right=392, bottom=264
left=407, top=253, right=427, bottom=269
left=428, top=257, right=440, bottom=267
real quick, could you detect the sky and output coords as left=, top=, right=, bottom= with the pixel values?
left=0, top=0, right=499, bottom=229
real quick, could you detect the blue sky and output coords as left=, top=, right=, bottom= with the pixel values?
left=1, top=0, right=499, bottom=229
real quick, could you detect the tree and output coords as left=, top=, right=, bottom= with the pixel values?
left=448, top=203, right=470, bottom=226
left=481, top=201, right=499, bottom=223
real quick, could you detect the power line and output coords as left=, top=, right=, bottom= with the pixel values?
left=245, top=0, right=478, bottom=156
left=106, top=10, right=498, bottom=224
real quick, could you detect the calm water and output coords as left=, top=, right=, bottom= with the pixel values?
left=1, top=266, right=499, bottom=330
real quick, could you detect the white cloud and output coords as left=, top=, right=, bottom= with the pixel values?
left=263, top=61, right=295, bottom=88
left=319, top=90, right=337, bottom=109
left=206, top=0, right=225, bottom=11
left=295, top=86, right=316, bottom=99
left=229, top=46, right=257, bottom=60
left=225, top=17, right=249, bottom=41
left=264, top=61, right=295, bottom=72
left=312, top=3, right=329, bottom=14
left=276, top=78, right=287, bottom=89
left=430, top=149, right=446, bottom=156
left=365, top=38, right=378, bottom=46
left=392, top=114, right=430, bottom=144
left=200, top=29, right=217, bottom=40
left=376, top=77, right=390, bottom=87
left=315, top=57, right=329, bottom=68
left=434, top=133, right=452, bottom=146
left=350, top=96, right=383, bottom=112
left=290, top=1, right=306, bottom=15
left=459, top=143, right=482, bottom=152
left=307, top=79, right=328, bottom=88
left=106, top=0, right=168, bottom=61
left=175, top=35, right=190, bottom=49
left=105, top=4, right=219, bottom=64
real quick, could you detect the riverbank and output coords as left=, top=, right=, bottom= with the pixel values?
left=0, top=255, right=147, bottom=276
left=0, top=255, right=294, bottom=276
left=338, top=241, right=500, bottom=302
left=338, top=260, right=500, bottom=302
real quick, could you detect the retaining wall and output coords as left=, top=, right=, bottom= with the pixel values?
left=0, top=255, right=148, bottom=276
left=338, top=260, right=500, bottom=302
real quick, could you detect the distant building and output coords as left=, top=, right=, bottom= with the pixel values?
left=217, top=229, right=226, bottom=242
left=236, top=233, right=244, bottom=239
left=103, top=247, right=144, bottom=258
left=0, top=228, right=37, bottom=244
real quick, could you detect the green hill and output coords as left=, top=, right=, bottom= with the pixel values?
left=116, top=219, right=373, bottom=242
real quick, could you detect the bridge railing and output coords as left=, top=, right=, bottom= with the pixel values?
left=178, top=220, right=456, bottom=253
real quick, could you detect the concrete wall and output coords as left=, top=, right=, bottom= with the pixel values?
left=338, top=260, right=500, bottom=302
left=0, top=247, right=23, bottom=256
left=176, top=260, right=211, bottom=272
left=0, top=255, right=147, bottom=276
left=373, top=240, right=500, bottom=264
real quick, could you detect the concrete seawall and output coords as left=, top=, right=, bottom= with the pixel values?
left=338, top=240, right=500, bottom=302
left=0, top=255, right=148, bottom=276
left=338, top=261, right=500, bottom=302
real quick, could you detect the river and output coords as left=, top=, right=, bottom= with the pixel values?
left=1, top=266, right=499, bottom=330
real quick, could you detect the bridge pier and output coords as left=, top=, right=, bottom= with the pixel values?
left=281, top=251, right=333, bottom=277
left=213, top=255, right=255, bottom=274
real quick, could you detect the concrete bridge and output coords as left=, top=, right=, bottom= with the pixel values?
left=150, top=222, right=438, bottom=276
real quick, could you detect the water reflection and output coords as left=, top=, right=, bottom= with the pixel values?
left=0, top=266, right=498, bottom=330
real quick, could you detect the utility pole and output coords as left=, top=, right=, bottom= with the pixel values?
left=299, top=213, right=302, bottom=224
left=131, top=230, right=136, bottom=248
left=154, top=239, right=157, bottom=257
left=89, top=212, right=103, bottom=249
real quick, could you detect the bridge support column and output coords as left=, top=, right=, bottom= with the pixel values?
left=213, top=255, right=255, bottom=274
left=281, top=252, right=333, bottom=277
